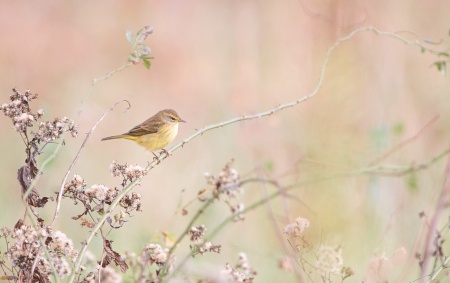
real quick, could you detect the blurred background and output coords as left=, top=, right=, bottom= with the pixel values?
left=1, top=0, right=450, bottom=282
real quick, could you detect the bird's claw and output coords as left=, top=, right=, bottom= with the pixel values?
left=159, top=148, right=171, bottom=157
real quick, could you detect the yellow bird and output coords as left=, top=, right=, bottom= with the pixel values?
left=101, top=109, right=186, bottom=156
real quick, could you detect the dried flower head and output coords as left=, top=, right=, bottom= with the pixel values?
left=63, top=174, right=87, bottom=194
left=4, top=221, right=76, bottom=282
left=85, top=184, right=118, bottom=203
left=231, top=203, right=245, bottom=222
left=189, top=225, right=207, bottom=242
left=1, top=88, right=39, bottom=132
left=119, top=192, right=142, bottom=212
left=141, top=243, right=175, bottom=270
left=204, top=160, right=242, bottom=198
left=279, top=256, right=293, bottom=272
left=283, top=216, right=310, bottom=236
left=316, top=245, right=344, bottom=275
left=100, top=266, right=122, bottom=283
left=110, top=161, right=147, bottom=184
left=341, top=266, right=355, bottom=280
left=236, top=253, right=257, bottom=275
left=221, top=263, right=254, bottom=282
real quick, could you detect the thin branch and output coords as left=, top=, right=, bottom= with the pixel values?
left=28, top=247, right=42, bottom=283
left=50, top=100, right=131, bottom=227
left=422, top=156, right=450, bottom=282
left=23, top=63, right=133, bottom=201
left=368, top=115, right=439, bottom=166
left=258, top=171, right=303, bottom=282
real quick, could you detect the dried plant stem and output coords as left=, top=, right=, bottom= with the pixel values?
left=19, top=64, right=132, bottom=283
left=158, top=178, right=276, bottom=281
left=420, top=155, right=450, bottom=283
left=22, top=203, right=60, bottom=283
left=258, top=175, right=304, bottom=282
left=28, top=247, right=42, bottom=283
left=368, top=115, right=439, bottom=166
left=23, top=63, right=132, bottom=202
left=165, top=148, right=450, bottom=280
left=67, top=27, right=449, bottom=283
left=50, top=100, right=131, bottom=227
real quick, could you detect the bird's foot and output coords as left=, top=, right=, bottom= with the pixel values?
left=159, top=148, right=172, bottom=158
left=151, top=152, right=161, bottom=164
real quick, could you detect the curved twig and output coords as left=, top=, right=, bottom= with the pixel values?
left=50, top=100, right=131, bottom=227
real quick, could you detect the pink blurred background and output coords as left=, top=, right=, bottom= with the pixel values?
left=1, top=1, right=450, bottom=282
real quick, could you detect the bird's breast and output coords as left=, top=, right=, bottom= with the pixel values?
left=136, top=123, right=178, bottom=152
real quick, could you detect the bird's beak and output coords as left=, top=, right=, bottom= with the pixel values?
left=178, top=118, right=186, bottom=123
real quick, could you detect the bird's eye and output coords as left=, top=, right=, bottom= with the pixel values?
left=170, top=117, right=176, bottom=121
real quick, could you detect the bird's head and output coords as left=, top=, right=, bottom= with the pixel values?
left=159, top=109, right=186, bottom=125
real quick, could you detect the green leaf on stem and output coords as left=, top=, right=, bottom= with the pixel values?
left=136, top=44, right=151, bottom=55
left=126, top=29, right=135, bottom=46
left=162, top=231, right=177, bottom=247
left=136, top=26, right=154, bottom=42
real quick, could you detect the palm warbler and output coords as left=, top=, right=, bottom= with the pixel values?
left=101, top=109, right=185, bottom=154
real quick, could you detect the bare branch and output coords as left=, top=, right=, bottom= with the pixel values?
left=50, top=100, right=131, bottom=227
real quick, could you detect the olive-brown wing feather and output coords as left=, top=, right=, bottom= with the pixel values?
left=123, top=116, right=164, bottom=137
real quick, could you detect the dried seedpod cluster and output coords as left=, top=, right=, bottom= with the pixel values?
left=203, top=160, right=246, bottom=222
left=1, top=220, right=78, bottom=282
left=188, top=225, right=221, bottom=257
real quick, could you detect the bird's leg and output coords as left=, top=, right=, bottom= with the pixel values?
left=151, top=152, right=160, bottom=164
left=159, top=148, right=172, bottom=158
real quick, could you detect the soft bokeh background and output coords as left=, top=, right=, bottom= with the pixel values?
left=1, top=1, right=450, bottom=282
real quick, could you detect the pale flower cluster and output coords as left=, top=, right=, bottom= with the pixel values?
left=1, top=88, right=38, bottom=132
left=230, top=203, right=245, bottom=222
left=32, top=116, right=78, bottom=142
left=188, top=225, right=221, bottom=256
left=236, top=253, right=257, bottom=275
left=221, top=263, right=254, bottom=283
left=3, top=222, right=76, bottom=280
left=85, top=184, right=118, bottom=203
left=49, top=231, right=79, bottom=262
left=141, top=243, right=175, bottom=270
left=315, top=245, right=343, bottom=275
left=189, top=225, right=207, bottom=244
left=119, top=192, right=142, bottom=212
left=283, top=216, right=310, bottom=236
left=110, top=160, right=147, bottom=180
left=204, top=161, right=242, bottom=197
left=100, top=266, right=122, bottom=283
left=279, top=255, right=293, bottom=272
left=368, top=248, right=406, bottom=282
left=50, top=254, right=71, bottom=278
left=63, top=174, right=86, bottom=194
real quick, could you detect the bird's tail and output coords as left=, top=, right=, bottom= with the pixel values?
left=101, top=134, right=130, bottom=141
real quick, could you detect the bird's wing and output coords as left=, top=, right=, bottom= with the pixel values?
left=124, top=116, right=164, bottom=137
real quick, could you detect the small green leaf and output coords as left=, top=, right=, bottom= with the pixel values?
left=126, top=29, right=135, bottom=46
left=406, top=173, right=418, bottom=192
left=176, top=190, right=184, bottom=210
left=434, top=61, right=443, bottom=71
left=136, top=25, right=154, bottom=42
left=264, top=160, right=275, bottom=173
left=392, top=122, right=405, bottom=135
left=162, top=231, right=177, bottom=247
left=136, top=44, right=151, bottom=55
left=421, top=47, right=425, bottom=53
left=438, top=52, right=450, bottom=57
left=142, top=58, right=151, bottom=69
